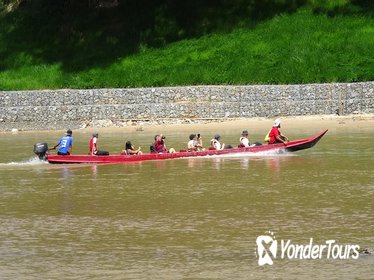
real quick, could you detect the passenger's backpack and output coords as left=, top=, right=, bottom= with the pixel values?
left=264, top=130, right=271, bottom=143
left=150, top=144, right=156, bottom=153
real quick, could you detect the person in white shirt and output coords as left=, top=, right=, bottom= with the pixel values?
left=239, top=130, right=250, bottom=147
left=211, top=134, right=225, bottom=150
left=188, top=134, right=204, bottom=151
left=188, top=134, right=198, bottom=151
left=239, top=130, right=263, bottom=147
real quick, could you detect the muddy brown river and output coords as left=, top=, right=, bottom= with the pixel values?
left=0, top=126, right=373, bottom=279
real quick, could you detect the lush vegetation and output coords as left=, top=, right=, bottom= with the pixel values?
left=0, top=0, right=373, bottom=90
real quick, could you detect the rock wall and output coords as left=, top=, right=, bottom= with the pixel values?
left=0, top=82, right=373, bottom=130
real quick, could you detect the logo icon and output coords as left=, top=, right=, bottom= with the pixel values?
left=256, top=232, right=278, bottom=266
left=255, top=232, right=360, bottom=266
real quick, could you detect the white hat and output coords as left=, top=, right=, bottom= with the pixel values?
left=273, top=118, right=281, bottom=127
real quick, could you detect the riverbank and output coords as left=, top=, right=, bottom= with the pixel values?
left=1, top=82, right=373, bottom=132
left=83, top=114, right=374, bottom=135
left=2, top=114, right=374, bottom=135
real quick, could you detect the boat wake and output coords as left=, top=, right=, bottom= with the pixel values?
left=1, top=157, right=48, bottom=167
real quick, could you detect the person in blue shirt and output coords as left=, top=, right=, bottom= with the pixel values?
left=53, top=129, right=73, bottom=155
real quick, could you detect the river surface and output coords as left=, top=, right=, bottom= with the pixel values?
left=0, top=126, right=373, bottom=279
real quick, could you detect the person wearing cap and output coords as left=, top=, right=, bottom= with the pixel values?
left=239, top=130, right=250, bottom=148
left=268, top=118, right=289, bottom=144
left=89, top=132, right=109, bottom=156
left=210, top=134, right=225, bottom=150
left=53, top=129, right=73, bottom=155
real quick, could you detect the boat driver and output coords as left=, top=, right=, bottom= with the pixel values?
left=53, top=129, right=73, bottom=155
left=269, top=119, right=289, bottom=144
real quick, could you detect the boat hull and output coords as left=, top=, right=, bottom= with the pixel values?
left=47, top=129, right=328, bottom=164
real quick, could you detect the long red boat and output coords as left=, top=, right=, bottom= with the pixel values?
left=43, top=129, right=328, bottom=164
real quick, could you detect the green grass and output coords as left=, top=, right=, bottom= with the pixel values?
left=0, top=9, right=373, bottom=90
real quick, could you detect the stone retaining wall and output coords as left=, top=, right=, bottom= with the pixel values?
left=0, top=82, right=373, bottom=130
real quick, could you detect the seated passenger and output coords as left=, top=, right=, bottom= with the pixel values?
left=238, top=130, right=250, bottom=147
left=152, top=134, right=176, bottom=153
left=210, top=134, right=225, bottom=150
left=124, top=141, right=142, bottom=155
left=187, top=134, right=205, bottom=152
left=268, top=119, right=289, bottom=144
left=239, top=130, right=262, bottom=147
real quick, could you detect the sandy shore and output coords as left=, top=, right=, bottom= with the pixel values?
left=3, top=114, right=372, bottom=135
left=128, top=114, right=374, bottom=132
left=89, top=114, right=374, bottom=134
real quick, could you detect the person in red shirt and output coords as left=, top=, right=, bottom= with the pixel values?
left=89, top=133, right=109, bottom=155
left=269, top=119, right=289, bottom=144
left=152, top=134, right=176, bottom=153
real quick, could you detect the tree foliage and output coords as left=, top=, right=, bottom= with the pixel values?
left=0, top=0, right=372, bottom=72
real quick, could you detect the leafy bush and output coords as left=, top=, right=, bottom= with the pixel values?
left=0, top=1, right=373, bottom=89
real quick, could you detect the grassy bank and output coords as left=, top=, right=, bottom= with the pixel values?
left=0, top=6, right=373, bottom=90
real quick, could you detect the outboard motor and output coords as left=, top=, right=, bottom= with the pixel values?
left=34, top=143, right=49, bottom=160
